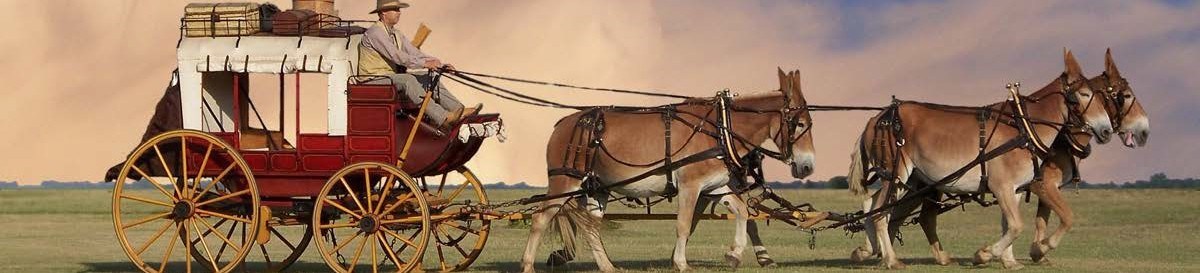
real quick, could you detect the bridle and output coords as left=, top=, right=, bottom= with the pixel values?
left=1093, top=71, right=1136, bottom=131
left=736, top=90, right=812, bottom=165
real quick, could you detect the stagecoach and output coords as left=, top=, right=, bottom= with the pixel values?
left=107, top=16, right=505, bottom=272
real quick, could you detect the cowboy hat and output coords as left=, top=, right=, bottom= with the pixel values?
left=370, top=0, right=410, bottom=14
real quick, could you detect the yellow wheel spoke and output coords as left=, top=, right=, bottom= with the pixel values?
left=346, top=232, right=369, bottom=272
left=339, top=178, right=368, bottom=215
left=131, top=165, right=178, bottom=202
left=370, top=234, right=379, bottom=273
left=380, top=228, right=418, bottom=248
left=379, top=193, right=413, bottom=217
left=377, top=233, right=406, bottom=269
left=135, top=220, right=176, bottom=255
left=190, top=220, right=220, bottom=270
left=195, top=209, right=253, bottom=224
left=152, top=144, right=181, bottom=198
left=317, top=222, right=359, bottom=230
left=194, top=164, right=236, bottom=202
left=373, top=175, right=395, bottom=214
left=180, top=135, right=189, bottom=199
left=157, top=223, right=179, bottom=273
left=195, top=189, right=250, bottom=207
left=122, top=212, right=172, bottom=230
left=364, top=169, right=374, bottom=214
left=445, top=182, right=470, bottom=202
left=184, top=218, right=193, bottom=273
left=120, top=194, right=173, bottom=208
left=379, top=215, right=424, bottom=225
left=196, top=217, right=241, bottom=254
left=327, top=231, right=362, bottom=256
left=190, top=143, right=214, bottom=199
left=442, top=221, right=480, bottom=235
left=320, top=198, right=363, bottom=219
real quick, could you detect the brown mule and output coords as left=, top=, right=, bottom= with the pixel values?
left=520, top=69, right=816, bottom=273
left=845, top=49, right=1113, bottom=270
left=1026, top=48, right=1149, bottom=264
left=849, top=49, right=1150, bottom=267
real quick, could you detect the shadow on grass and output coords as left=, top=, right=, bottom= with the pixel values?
left=473, top=257, right=985, bottom=272
left=78, top=261, right=342, bottom=273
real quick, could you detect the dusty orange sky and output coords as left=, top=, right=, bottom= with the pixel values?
left=1, top=0, right=1197, bottom=186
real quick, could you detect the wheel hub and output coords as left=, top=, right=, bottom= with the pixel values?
left=172, top=201, right=195, bottom=219
left=358, top=215, right=379, bottom=233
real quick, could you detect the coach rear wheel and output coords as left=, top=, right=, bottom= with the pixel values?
left=313, top=162, right=431, bottom=273
left=420, top=167, right=492, bottom=272
left=112, top=130, right=260, bottom=273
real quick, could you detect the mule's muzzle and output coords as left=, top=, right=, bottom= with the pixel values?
left=1093, top=125, right=1113, bottom=144
left=1120, top=129, right=1149, bottom=148
left=791, top=162, right=813, bottom=179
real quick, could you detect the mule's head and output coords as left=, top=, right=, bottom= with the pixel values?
left=1063, top=49, right=1114, bottom=144
left=775, top=68, right=816, bottom=178
left=1095, top=48, right=1149, bottom=147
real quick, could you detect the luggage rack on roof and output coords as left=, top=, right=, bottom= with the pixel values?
left=178, top=17, right=374, bottom=48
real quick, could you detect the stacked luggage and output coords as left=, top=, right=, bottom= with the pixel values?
left=182, top=0, right=363, bottom=38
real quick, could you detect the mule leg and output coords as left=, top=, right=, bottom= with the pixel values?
left=580, top=200, right=617, bottom=272
left=747, top=221, right=777, bottom=267
left=975, top=185, right=1024, bottom=270
left=918, top=194, right=953, bottom=266
left=521, top=176, right=580, bottom=273
left=672, top=180, right=704, bottom=271
left=871, top=184, right=906, bottom=269
left=717, top=194, right=750, bottom=268
left=1030, top=192, right=1054, bottom=264
left=1032, top=182, right=1073, bottom=264
left=850, top=190, right=881, bottom=263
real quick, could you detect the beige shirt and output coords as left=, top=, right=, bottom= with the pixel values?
left=358, top=21, right=437, bottom=75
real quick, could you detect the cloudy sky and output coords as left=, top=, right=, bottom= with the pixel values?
left=0, top=0, right=1197, bottom=185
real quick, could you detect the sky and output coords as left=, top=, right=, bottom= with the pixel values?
left=0, top=0, right=1197, bottom=186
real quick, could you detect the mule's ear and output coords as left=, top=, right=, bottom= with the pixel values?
left=1064, top=48, right=1083, bottom=81
left=1105, top=48, right=1122, bottom=78
left=790, top=70, right=807, bottom=106
left=778, top=67, right=790, bottom=91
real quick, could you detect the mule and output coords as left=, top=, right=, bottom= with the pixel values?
left=520, top=69, right=816, bottom=272
left=849, top=49, right=1150, bottom=267
left=844, top=49, right=1113, bottom=269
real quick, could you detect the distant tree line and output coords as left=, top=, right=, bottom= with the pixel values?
left=3, top=173, right=1199, bottom=189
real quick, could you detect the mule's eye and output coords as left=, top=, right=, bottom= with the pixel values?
left=1123, top=93, right=1133, bottom=99
left=1080, top=92, right=1091, bottom=97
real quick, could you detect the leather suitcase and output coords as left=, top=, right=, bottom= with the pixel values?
left=184, top=2, right=261, bottom=37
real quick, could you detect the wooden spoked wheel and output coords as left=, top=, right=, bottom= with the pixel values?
left=112, top=130, right=260, bottom=273
left=312, top=162, right=431, bottom=273
left=420, top=167, right=491, bottom=272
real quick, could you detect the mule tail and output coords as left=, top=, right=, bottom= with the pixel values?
left=545, top=201, right=602, bottom=266
left=848, top=134, right=870, bottom=196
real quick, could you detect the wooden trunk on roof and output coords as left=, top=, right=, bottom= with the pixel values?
left=184, top=2, right=261, bottom=37
left=294, top=0, right=337, bottom=15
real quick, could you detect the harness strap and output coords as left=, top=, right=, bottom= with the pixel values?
left=977, top=108, right=990, bottom=185
left=662, top=106, right=678, bottom=197
left=534, top=147, right=726, bottom=205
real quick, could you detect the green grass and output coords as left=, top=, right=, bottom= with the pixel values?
left=0, top=188, right=1196, bottom=272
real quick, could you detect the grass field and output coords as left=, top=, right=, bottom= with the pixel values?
left=0, top=188, right=1196, bottom=272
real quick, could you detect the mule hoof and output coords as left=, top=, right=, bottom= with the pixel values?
left=546, top=249, right=574, bottom=267
left=850, top=247, right=873, bottom=263
left=974, top=247, right=994, bottom=266
left=757, top=257, right=778, bottom=268
left=1003, top=260, right=1025, bottom=270
left=880, top=260, right=906, bottom=270
left=1029, top=241, right=1051, bottom=262
left=725, top=252, right=742, bottom=268
left=933, top=251, right=953, bottom=266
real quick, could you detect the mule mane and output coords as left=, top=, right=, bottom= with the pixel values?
left=732, top=90, right=789, bottom=110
